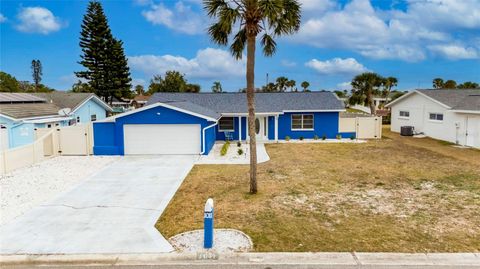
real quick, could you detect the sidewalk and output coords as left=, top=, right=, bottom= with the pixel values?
left=1, top=252, right=479, bottom=268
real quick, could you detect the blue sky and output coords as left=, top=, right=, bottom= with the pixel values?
left=1, top=0, right=479, bottom=92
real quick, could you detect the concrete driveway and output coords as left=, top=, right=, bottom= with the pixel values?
left=0, top=155, right=196, bottom=254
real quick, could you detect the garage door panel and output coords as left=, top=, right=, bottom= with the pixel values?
left=124, top=124, right=201, bottom=155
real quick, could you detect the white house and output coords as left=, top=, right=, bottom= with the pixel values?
left=386, top=89, right=480, bottom=149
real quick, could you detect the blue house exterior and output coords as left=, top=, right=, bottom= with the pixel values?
left=0, top=93, right=112, bottom=150
left=93, top=92, right=354, bottom=156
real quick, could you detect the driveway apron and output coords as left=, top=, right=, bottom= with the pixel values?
left=0, top=155, right=195, bottom=254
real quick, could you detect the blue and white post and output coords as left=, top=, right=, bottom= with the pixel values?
left=203, top=198, right=214, bottom=249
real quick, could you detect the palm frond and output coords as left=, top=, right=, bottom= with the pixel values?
left=203, top=0, right=229, bottom=17
left=230, top=28, right=247, bottom=59
left=261, top=33, right=277, bottom=56
left=207, top=23, right=229, bottom=45
left=273, top=0, right=301, bottom=35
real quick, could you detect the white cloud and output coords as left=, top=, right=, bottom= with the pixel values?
left=306, top=58, right=368, bottom=75
left=428, top=44, right=479, bottom=60
left=129, top=47, right=245, bottom=79
left=0, top=13, right=6, bottom=23
left=281, top=60, right=297, bottom=67
left=293, top=0, right=480, bottom=61
left=141, top=1, right=206, bottom=35
left=15, top=7, right=63, bottom=34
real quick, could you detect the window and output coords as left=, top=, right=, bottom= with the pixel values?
left=219, top=117, right=234, bottom=131
left=47, top=124, right=52, bottom=128
left=76, top=116, right=80, bottom=123
left=291, top=114, right=314, bottom=130
left=399, top=111, right=410, bottom=118
left=429, top=113, right=443, bottom=121
left=91, top=114, right=97, bottom=122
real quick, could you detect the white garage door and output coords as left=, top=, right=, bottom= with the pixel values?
left=124, top=124, right=201, bottom=155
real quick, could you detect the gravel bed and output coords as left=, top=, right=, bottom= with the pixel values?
left=0, top=156, right=118, bottom=225
left=170, top=229, right=253, bottom=253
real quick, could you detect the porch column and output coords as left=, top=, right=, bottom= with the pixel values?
left=238, top=116, right=242, bottom=141
left=274, top=115, right=279, bottom=142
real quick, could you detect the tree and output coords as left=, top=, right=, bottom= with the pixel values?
left=433, top=78, right=444, bottom=89
left=351, top=72, right=384, bottom=114
left=458, top=81, right=479, bottom=89
left=261, top=82, right=277, bottom=92
left=211, top=81, right=223, bottom=93
left=134, top=85, right=145, bottom=95
left=382, top=76, right=398, bottom=105
left=204, top=0, right=301, bottom=194
left=185, top=83, right=201, bottom=93
left=76, top=1, right=132, bottom=103
left=334, top=90, right=348, bottom=98
left=31, top=59, right=42, bottom=91
left=148, top=71, right=189, bottom=94
left=275, top=76, right=289, bottom=92
left=301, top=81, right=310, bottom=92
left=286, top=79, right=296, bottom=91
left=0, top=71, right=20, bottom=92
left=444, top=80, right=457, bottom=89
left=71, top=80, right=92, bottom=93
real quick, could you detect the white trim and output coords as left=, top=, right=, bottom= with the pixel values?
left=0, top=113, right=18, bottom=121
left=71, top=95, right=113, bottom=113
left=274, top=115, right=278, bottom=142
left=24, top=116, right=72, bottom=124
left=452, top=110, right=480, bottom=115
left=201, top=122, right=218, bottom=154
left=238, top=116, right=242, bottom=141
left=95, top=102, right=219, bottom=123
left=292, top=129, right=314, bottom=131
left=221, top=112, right=281, bottom=116
left=385, top=90, right=451, bottom=109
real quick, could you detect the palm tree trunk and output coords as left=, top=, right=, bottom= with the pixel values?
left=246, top=34, right=257, bottom=194
left=368, top=91, right=376, bottom=115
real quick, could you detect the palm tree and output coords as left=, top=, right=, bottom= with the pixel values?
left=351, top=72, right=384, bottom=114
left=286, top=79, right=296, bottom=91
left=211, top=81, right=223, bottom=93
left=433, top=78, right=444, bottom=89
left=382, top=76, right=397, bottom=107
left=443, top=79, right=457, bottom=89
left=204, top=0, right=301, bottom=194
left=301, top=81, right=309, bottom=91
left=275, top=76, right=289, bottom=92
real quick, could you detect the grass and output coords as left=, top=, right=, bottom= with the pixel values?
left=156, top=127, right=480, bottom=252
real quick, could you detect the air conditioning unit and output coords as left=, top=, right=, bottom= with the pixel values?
left=401, top=126, right=414, bottom=136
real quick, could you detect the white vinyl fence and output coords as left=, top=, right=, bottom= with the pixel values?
left=0, top=124, right=93, bottom=174
left=339, top=115, right=382, bottom=139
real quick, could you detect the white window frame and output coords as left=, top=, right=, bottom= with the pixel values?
left=218, top=117, right=235, bottom=132
left=291, top=114, right=314, bottom=131
left=429, top=113, right=444, bottom=122
left=399, top=110, right=410, bottom=119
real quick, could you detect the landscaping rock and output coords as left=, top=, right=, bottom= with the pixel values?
left=169, top=229, right=253, bottom=253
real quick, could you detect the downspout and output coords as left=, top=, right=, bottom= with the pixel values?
left=200, top=122, right=218, bottom=155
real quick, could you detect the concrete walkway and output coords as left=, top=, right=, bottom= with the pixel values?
left=196, top=142, right=270, bottom=164
left=1, top=252, right=479, bottom=268
left=0, top=156, right=196, bottom=254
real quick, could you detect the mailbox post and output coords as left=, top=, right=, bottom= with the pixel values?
left=203, top=198, right=214, bottom=249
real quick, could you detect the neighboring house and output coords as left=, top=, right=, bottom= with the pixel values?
left=386, top=89, right=480, bottom=148
left=131, top=94, right=150, bottom=109
left=0, top=92, right=112, bottom=149
left=93, top=92, right=353, bottom=155
left=110, top=96, right=132, bottom=114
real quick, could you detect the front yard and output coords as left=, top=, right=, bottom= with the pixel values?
left=156, top=129, right=480, bottom=252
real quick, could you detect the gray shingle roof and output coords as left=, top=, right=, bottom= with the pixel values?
left=0, top=103, right=62, bottom=119
left=164, top=101, right=221, bottom=119
left=30, top=92, right=96, bottom=111
left=0, top=93, right=45, bottom=103
left=417, top=89, right=480, bottom=111
left=147, top=92, right=345, bottom=114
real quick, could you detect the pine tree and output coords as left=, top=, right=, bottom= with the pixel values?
left=76, top=1, right=131, bottom=103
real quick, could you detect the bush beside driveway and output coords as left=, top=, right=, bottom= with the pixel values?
left=157, top=129, right=480, bottom=252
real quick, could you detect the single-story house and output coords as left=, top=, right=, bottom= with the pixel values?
left=131, top=94, right=150, bottom=109
left=385, top=89, right=480, bottom=148
left=93, top=92, right=355, bottom=155
left=0, top=92, right=112, bottom=149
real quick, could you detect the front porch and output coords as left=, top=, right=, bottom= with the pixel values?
left=215, top=114, right=280, bottom=143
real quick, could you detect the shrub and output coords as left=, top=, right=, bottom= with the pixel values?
left=336, top=134, right=342, bottom=140
left=350, top=135, right=355, bottom=140
left=322, top=134, right=327, bottom=140
left=299, top=136, right=304, bottom=141
left=314, top=135, right=319, bottom=140
left=237, top=141, right=241, bottom=147
left=220, top=141, right=230, bottom=156
left=237, top=148, right=244, bottom=155
left=285, top=136, right=291, bottom=141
